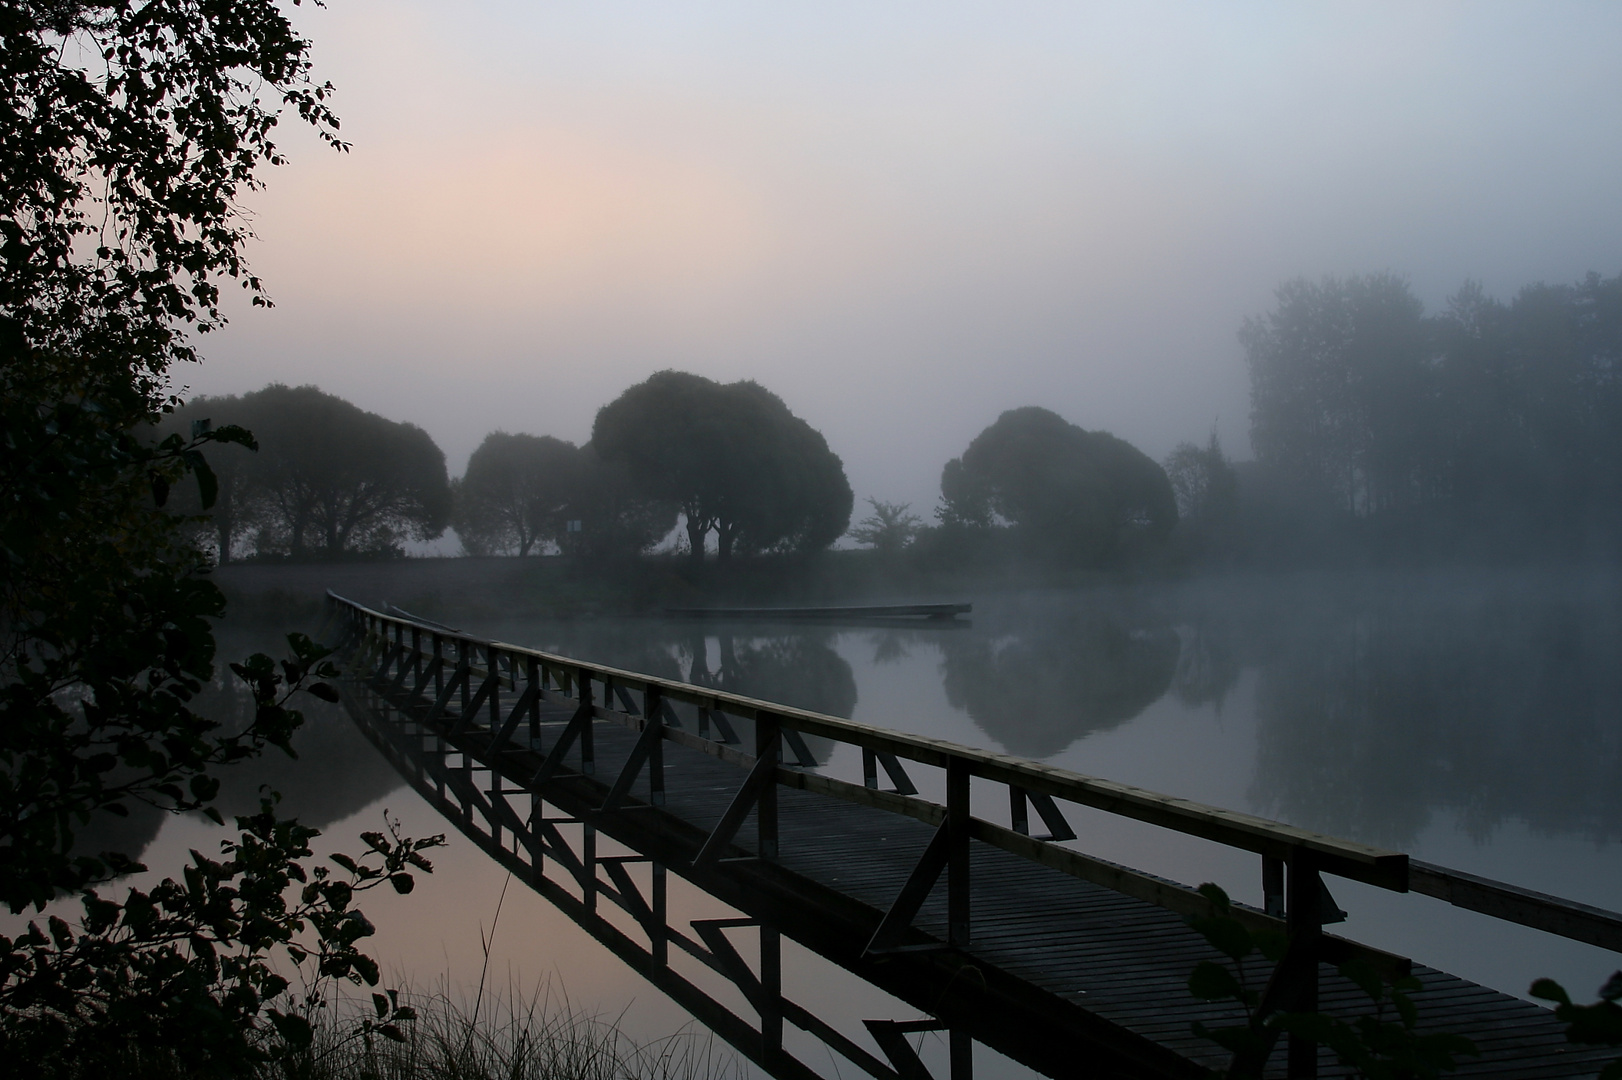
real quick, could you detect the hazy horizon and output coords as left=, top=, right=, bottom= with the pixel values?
left=182, top=1, right=1622, bottom=516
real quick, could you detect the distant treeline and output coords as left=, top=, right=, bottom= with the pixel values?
left=166, top=371, right=1175, bottom=567
left=163, top=371, right=857, bottom=564
left=167, top=268, right=1621, bottom=568
left=1228, top=270, right=1622, bottom=561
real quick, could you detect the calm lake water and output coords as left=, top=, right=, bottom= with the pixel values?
left=76, top=567, right=1622, bottom=1077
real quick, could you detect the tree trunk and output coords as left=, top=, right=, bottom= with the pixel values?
left=214, top=492, right=233, bottom=564
left=686, top=515, right=708, bottom=564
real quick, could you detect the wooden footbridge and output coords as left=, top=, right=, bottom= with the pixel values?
left=328, top=594, right=1622, bottom=1079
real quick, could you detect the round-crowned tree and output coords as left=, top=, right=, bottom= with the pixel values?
left=453, top=432, right=579, bottom=556
left=939, top=406, right=1176, bottom=562
left=592, top=371, right=852, bottom=562
left=232, top=384, right=451, bottom=558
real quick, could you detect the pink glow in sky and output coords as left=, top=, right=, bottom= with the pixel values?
left=186, top=1, right=1622, bottom=518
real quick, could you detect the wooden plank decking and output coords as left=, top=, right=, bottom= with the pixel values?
left=331, top=595, right=1620, bottom=1080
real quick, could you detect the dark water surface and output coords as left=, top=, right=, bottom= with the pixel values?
left=83, top=568, right=1622, bottom=1076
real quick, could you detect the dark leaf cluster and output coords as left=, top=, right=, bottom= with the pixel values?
left=0, top=0, right=343, bottom=386
left=0, top=800, right=442, bottom=1076
left=1530, top=972, right=1622, bottom=1080
left=1186, top=883, right=1476, bottom=1080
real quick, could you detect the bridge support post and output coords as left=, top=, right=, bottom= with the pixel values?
left=583, top=822, right=598, bottom=913
left=950, top=1027, right=973, bottom=1080
left=760, top=923, right=782, bottom=1058
left=529, top=792, right=545, bottom=882
left=651, top=861, right=668, bottom=968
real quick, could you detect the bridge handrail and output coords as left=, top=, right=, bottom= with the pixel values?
left=328, top=586, right=1622, bottom=1080
left=332, top=592, right=1622, bottom=959
left=329, top=592, right=1406, bottom=890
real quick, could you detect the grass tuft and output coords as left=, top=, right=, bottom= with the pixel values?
left=269, top=982, right=741, bottom=1080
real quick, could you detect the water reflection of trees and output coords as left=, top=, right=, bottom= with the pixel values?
left=684, top=632, right=857, bottom=721
left=490, top=620, right=856, bottom=765
left=74, top=624, right=408, bottom=869
left=1236, top=578, right=1622, bottom=849
left=677, top=630, right=852, bottom=765
left=939, top=608, right=1179, bottom=758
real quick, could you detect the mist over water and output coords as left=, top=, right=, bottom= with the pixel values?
left=87, top=566, right=1622, bottom=1074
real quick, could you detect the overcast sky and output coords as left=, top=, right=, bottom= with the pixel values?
left=187, top=0, right=1622, bottom=515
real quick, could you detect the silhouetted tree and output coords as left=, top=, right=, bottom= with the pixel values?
left=453, top=432, right=578, bottom=556
left=592, top=370, right=853, bottom=562
left=235, top=384, right=451, bottom=558
left=1242, top=273, right=1436, bottom=518
left=1242, top=270, right=1622, bottom=556
left=938, top=406, right=1176, bottom=562
left=1433, top=273, right=1622, bottom=548
left=1164, top=431, right=1239, bottom=526
left=849, top=498, right=923, bottom=555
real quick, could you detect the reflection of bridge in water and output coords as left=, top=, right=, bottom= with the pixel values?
left=329, top=594, right=1622, bottom=1080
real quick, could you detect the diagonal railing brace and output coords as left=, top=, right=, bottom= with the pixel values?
left=693, top=732, right=782, bottom=870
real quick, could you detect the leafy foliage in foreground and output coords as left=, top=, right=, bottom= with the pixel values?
left=0, top=358, right=272, bottom=910
left=1186, top=883, right=1476, bottom=1079
left=0, top=0, right=343, bottom=381
left=0, top=803, right=440, bottom=1077
left=1, top=3, right=460, bottom=1075
left=1531, top=972, right=1622, bottom=1080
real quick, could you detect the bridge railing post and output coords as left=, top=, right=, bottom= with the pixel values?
left=526, top=656, right=541, bottom=750
left=645, top=685, right=666, bottom=807
left=1263, top=855, right=1285, bottom=918
left=757, top=711, right=780, bottom=860
left=1286, top=852, right=1323, bottom=1079
left=577, top=666, right=595, bottom=776
left=459, top=638, right=471, bottom=715
left=947, top=755, right=971, bottom=946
